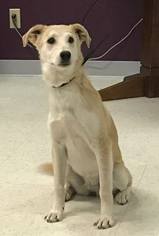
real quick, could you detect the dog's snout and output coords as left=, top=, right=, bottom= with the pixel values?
left=60, top=51, right=71, bottom=63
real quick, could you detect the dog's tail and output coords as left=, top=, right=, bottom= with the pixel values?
left=38, top=163, right=54, bottom=176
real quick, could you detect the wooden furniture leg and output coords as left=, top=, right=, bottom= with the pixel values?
left=99, top=0, right=159, bottom=101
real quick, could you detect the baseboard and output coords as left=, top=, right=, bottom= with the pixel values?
left=0, top=60, right=140, bottom=76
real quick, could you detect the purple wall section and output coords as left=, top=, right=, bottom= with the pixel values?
left=1, top=0, right=143, bottom=60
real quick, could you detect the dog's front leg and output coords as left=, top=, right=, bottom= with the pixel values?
left=45, top=141, right=67, bottom=223
left=93, top=140, right=115, bottom=229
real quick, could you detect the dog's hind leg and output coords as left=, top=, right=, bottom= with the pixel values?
left=113, top=163, right=132, bottom=205
left=65, top=182, right=76, bottom=202
left=65, top=164, right=90, bottom=201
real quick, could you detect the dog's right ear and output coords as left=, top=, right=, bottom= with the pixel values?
left=22, top=25, right=47, bottom=48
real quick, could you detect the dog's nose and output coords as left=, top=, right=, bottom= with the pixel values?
left=60, top=51, right=71, bottom=63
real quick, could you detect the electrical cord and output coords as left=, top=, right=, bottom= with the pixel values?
left=89, top=18, right=143, bottom=61
left=81, top=0, right=143, bottom=64
left=82, top=33, right=109, bottom=65
left=82, top=0, right=100, bottom=24
left=12, top=14, right=35, bottom=49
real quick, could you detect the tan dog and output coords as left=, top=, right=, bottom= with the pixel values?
left=23, top=24, right=132, bottom=229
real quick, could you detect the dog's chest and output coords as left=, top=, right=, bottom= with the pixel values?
left=49, top=109, right=99, bottom=187
left=49, top=88, right=100, bottom=141
left=48, top=87, right=102, bottom=188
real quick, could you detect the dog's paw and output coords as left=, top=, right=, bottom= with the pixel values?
left=44, top=210, right=63, bottom=223
left=65, top=185, right=76, bottom=202
left=115, top=189, right=129, bottom=205
left=94, top=215, right=115, bottom=229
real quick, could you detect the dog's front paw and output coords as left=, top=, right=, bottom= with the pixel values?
left=44, top=209, right=64, bottom=223
left=94, top=215, right=115, bottom=229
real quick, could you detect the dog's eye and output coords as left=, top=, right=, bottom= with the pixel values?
left=68, top=36, right=74, bottom=44
left=47, top=37, right=56, bottom=44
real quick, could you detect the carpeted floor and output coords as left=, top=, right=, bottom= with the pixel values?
left=0, top=75, right=159, bottom=236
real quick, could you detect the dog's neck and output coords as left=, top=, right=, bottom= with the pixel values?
left=51, top=76, right=76, bottom=88
left=42, top=62, right=83, bottom=88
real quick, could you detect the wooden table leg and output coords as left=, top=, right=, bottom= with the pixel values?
left=99, top=0, right=159, bottom=101
left=99, top=74, right=144, bottom=101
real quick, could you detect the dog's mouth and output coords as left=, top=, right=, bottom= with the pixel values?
left=58, top=62, right=71, bottom=67
left=50, top=62, right=71, bottom=68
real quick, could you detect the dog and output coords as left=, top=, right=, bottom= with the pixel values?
left=23, top=23, right=132, bottom=229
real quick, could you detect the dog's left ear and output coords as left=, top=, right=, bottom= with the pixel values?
left=72, top=23, right=91, bottom=48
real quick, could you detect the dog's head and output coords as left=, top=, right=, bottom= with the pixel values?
left=23, top=24, right=91, bottom=85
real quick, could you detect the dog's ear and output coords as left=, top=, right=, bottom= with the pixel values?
left=22, top=24, right=47, bottom=48
left=72, top=23, right=91, bottom=48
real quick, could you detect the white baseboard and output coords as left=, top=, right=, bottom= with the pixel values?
left=0, top=60, right=140, bottom=76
